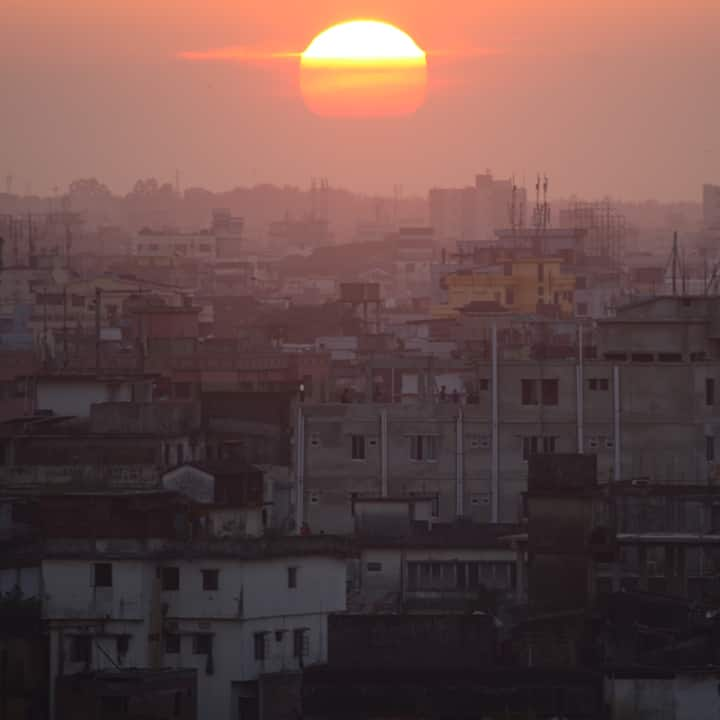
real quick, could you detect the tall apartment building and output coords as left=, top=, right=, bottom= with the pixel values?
left=429, top=173, right=526, bottom=246
left=294, top=296, right=720, bottom=532
left=703, top=184, right=720, bottom=231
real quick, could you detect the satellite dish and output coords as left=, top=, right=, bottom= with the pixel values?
left=52, top=267, right=70, bottom=285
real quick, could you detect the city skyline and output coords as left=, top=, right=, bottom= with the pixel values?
left=2, top=0, right=718, bottom=200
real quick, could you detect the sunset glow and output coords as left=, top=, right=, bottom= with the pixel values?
left=300, top=20, right=427, bottom=118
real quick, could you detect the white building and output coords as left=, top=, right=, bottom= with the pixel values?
left=134, top=230, right=217, bottom=262
left=5, top=537, right=350, bottom=720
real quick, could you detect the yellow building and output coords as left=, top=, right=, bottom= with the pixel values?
left=434, top=257, right=576, bottom=318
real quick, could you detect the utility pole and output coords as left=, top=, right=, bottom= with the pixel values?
left=62, top=286, right=68, bottom=368
left=95, top=287, right=102, bottom=372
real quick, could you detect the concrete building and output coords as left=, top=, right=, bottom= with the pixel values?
left=429, top=173, right=526, bottom=246
left=294, top=297, right=720, bottom=530
left=3, top=535, right=350, bottom=720
left=133, top=230, right=217, bottom=262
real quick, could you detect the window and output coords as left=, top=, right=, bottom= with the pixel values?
left=202, top=569, right=219, bottom=591
left=165, top=634, right=181, bottom=654
left=308, top=490, right=320, bottom=505
left=707, top=378, right=715, bottom=406
left=177, top=444, right=184, bottom=465
left=410, top=435, right=438, bottom=462
left=161, top=567, right=179, bottom=591
left=576, top=302, right=589, bottom=316
left=193, top=634, right=212, bottom=655
left=116, top=635, right=129, bottom=657
left=479, top=378, right=490, bottom=391
left=366, top=562, right=383, bottom=572
left=275, top=630, right=286, bottom=643
left=537, top=263, right=544, bottom=282
left=631, top=353, right=654, bottom=363
left=293, top=629, right=309, bottom=658
left=310, top=433, right=321, bottom=448
left=93, top=563, right=112, bottom=588
left=541, top=379, right=559, bottom=406
left=254, top=632, right=268, bottom=661
left=505, top=288, right=515, bottom=306
left=351, top=435, right=366, bottom=460
left=707, top=436, right=716, bottom=463
left=521, top=379, right=538, bottom=406
left=71, top=636, right=91, bottom=664
left=287, top=567, right=298, bottom=589
left=522, top=436, right=557, bottom=461
left=538, top=285, right=545, bottom=297
left=588, top=378, right=609, bottom=391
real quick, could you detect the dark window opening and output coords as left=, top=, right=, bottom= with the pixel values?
left=541, top=379, right=559, bottom=405
left=366, top=562, right=382, bottom=572
left=521, top=379, right=538, bottom=406
left=707, top=436, right=716, bottom=463
left=707, top=378, right=715, bottom=406
left=253, top=632, right=267, bottom=661
left=202, top=569, right=219, bottom=591
left=193, top=634, right=213, bottom=655
left=287, top=567, right=298, bottom=589
left=93, top=563, right=112, bottom=588
left=631, top=353, right=654, bottom=363
left=293, top=629, right=309, bottom=658
left=165, top=634, right=181, bottom=654
left=351, top=434, right=366, bottom=460
left=658, top=353, right=683, bottom=362
left=161, top=566, right=179, bottom=591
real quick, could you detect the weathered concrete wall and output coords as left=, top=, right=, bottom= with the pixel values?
left=299, top=358, right=720, bottom=531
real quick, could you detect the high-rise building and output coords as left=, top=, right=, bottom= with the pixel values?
left=429, top=173, right=526, bottom=246
left=703, top=184, right=720, bottom=231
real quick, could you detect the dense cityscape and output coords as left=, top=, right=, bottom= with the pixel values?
left=0, top=175, right=719, bottom=718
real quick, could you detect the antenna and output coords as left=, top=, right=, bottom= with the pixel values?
left=310, top=178, right=317, bottom=219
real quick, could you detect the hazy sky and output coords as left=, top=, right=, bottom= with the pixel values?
left=1, top=0, right=718, bottom=201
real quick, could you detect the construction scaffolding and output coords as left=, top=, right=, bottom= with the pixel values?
left=559, top=200, right=627, bottom=266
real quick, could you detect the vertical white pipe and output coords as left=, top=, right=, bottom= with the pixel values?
left=295, top=405, right=305, bottom=533
left=613, top=365, right=621, bottom=484
left=380, top=409, right=389, bottom=497
left=491, top=322, right=500, bottom=523
left=577, top=323, right=584, bottom=453
left=456, top=409, right=464, bottom=518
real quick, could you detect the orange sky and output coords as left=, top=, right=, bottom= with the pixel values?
left=1, top=0, right=719, bottom=200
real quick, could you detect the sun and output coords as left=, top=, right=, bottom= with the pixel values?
left=300, top=20, right=428, bottom=118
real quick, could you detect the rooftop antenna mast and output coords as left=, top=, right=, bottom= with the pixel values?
left=310, top=178, right=318, bottom=219
left=542, top=175, right=550, bottom=230
left=509, top=176, right=518, bottom=239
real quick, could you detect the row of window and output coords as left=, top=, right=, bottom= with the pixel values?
left=253, top=629, right=308, bottom=661
left=92, top=564, right=299, bottom=591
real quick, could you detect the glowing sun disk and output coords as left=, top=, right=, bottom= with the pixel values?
left=300, top=20, right=427, bottom=118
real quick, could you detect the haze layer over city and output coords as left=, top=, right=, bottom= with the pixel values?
left=1, top=2, right=720, bottom=720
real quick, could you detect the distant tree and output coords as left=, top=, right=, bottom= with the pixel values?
left=68, top=177, right=111, bottom=198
